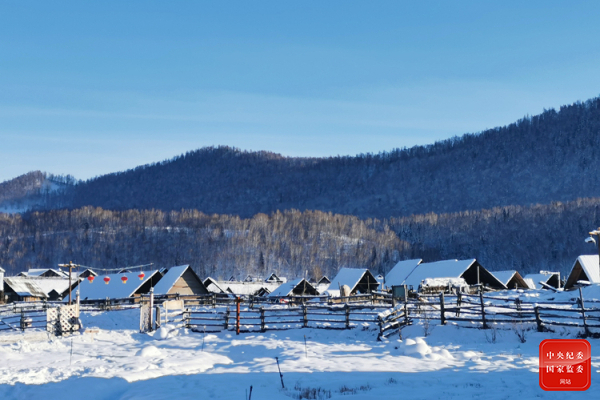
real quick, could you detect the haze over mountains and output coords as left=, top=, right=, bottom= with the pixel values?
left=2, top=97, right=600, bottom=277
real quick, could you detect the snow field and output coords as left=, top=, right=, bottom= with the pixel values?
left=1, top=295, right=600, bottom=399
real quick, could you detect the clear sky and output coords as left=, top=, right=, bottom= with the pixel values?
left=1, top=1, right=600, bottom=182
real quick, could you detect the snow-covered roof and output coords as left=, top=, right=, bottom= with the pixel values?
left=421, top=277, right=467, bottom=288
left=265, top=273, right=287, bottom=283
left=0, top=266, right=4, bottom=272
left=73, top=270, right=159, bottom=301
left=574, top=255, right=600, bottom=284
left=268, top=278, right=304, bottom=297
left=30, top=278, right=73, bottom=297
left=218, top=281, right=282, bottom=295
left=492, top=270, right=519, bottom=286
left=317, top=276, right=330, bottom=285
left=316, top=283, right=330, bottom=293
left=402, top=259, right=476, bottom=289
left=4, top=277, right=48, bottom=298
left=204, top=277, right=225, bottom=294
left=22, top=268, right=68, bottom=278
left=385, top=259, right=422, bottom=287
left=152, top=265, right=190, bottom=295
left=523, top=278, right=535, bottom=289
left=79, top=268, right=97, bottom=277
left=328, top=268, right=379, bottom=294
left=523, top=272, right=558, bottom=289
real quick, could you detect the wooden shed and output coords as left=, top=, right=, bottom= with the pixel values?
left=327, top=268, right=380, bottom=297
left=268, top=278, right=318, bottom=297
left=524, top=271, right=561, bottom=290
left=564, top=255, right=599, bottom=289
left=492, top=270, right=529, bottom=289
left=152, top=265, right=208, bottom=296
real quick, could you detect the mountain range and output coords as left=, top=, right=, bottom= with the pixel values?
left=2, top=97, right=600, bottom=277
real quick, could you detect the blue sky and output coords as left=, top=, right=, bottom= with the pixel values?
left=2, top=1, right=600, bottom=182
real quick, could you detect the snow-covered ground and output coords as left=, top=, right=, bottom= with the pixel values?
left=1, top=306, right=599, bottom=399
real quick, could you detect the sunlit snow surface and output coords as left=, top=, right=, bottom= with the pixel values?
left=0, top=307, right=599, bottom=399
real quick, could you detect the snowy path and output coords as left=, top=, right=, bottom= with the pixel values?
left=0, top=308, right=599, bottom=399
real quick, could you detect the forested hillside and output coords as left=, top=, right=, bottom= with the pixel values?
left=42, top=98, right=600, bottom=219
left=1, top=197, right=599, bottom=279
left=0, top=172, right=74, bottom=212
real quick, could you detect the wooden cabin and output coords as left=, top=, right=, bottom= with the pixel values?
left=401, top=259, right=505, bottom=293
left=152, top=265, right=208, bottom=296
left=3, top=277, right=48, bottom=302
left=327, top=268, right=380, bottom=297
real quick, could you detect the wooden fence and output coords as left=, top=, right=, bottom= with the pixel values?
left=0, top=302, right=58, bottom=333
left=185, top=301, right=390, bottom=336
left=377, top=287, right=600, bottom=339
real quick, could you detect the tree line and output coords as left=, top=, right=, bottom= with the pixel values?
left=1, top=197, right=599, bottom=280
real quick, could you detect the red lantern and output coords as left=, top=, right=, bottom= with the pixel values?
left=104, top=276, right=110, bottom=285
left=138, top=272, right=145, bottom=281
left=87, top=276, right=95, bottom=283
left=121, top=276, right=128, bottom=284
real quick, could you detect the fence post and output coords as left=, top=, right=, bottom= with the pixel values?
left=20, top=310, right=25, bottom=332
left=404, top=301, right=409, bottom=325
left=155, top=306, right=162, bottom=331
left=345, top=304, right=350, bottom=329
left=377, top=315, right=384, bottom=340
left=212, top=293, right=216, bottom=308
left=456, top=292, right=461, bottom=317
left=260, top=307, right=265, bottom=332
left=224, top=308, right=230, bottom=330
left=439, top=292, right=446, bottom=325
left=236, top=296, right=241, bottom=335
left=578, top=287, right=590, bottom=337
left=149, top=288, right=154, bottom=331
left=479, top=290, right=488, bottom=329
left=303, top=304, right=308, bottom=328
left=534, top=306, right=543, bottom=332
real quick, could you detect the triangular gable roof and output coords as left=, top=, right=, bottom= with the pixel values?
left=493, top=270, right=519, bottom=286
left=385, top=259, right=422, bottom=287
left=265, top=273, right=281, bottom=282
left=152, top=265, right=188, bottom=295
left=328, top=268, right=379, bottom=294
left=268, top=278, right=316, bottom=297
left=152, top=265, right=205, bottom=295
left=23, top=268, right=68, bottom=278
left=0, top=266, right=5, bottom=273
left=204, top=277, right=225, bottom=294
left=565, top=255, right=599, bottom=288
left=78, top=268, right=98, bottom=277
left=492, top=270, right=529, bottom=289
left=317, top=276, right=331, bottom=285
left=70, top=270, right=160, bottom=301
